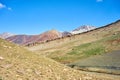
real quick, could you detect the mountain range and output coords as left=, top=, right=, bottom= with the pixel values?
left=0, top=25, right=96, bottom=45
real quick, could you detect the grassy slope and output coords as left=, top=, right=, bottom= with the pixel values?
left=1, top=38, right=117, bottom=80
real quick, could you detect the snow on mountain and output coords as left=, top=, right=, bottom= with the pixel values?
left=70, top=25, right=96, bottom=34
left=0, top=32, right=15, bottom=39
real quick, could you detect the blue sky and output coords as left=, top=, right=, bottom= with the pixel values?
left=0, top=0, right=120, bottom=34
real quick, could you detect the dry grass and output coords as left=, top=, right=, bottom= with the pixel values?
left=1, top=38, right=119, bottom=80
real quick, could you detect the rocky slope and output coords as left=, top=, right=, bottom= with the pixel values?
left=1, top=38, right=119, bottom=80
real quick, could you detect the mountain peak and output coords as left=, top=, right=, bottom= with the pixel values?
left=47, top=29, right=59, bottom=34
left=44, top=29, right=62, bottom=37
left=73, top=25, right=96, bottom=31
left=71, top=25, right=96, bottom=34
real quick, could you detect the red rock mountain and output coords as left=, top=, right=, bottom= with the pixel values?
left=6, top=30, right=62, bottom=45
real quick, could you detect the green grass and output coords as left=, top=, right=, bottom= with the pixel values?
left=68, top=43, right=105, bottom=56
left=82, top=46, right=105, bottom=56
left=0, top=76, right=2, bottom=80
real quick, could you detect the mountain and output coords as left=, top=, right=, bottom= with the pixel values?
left=5, top=26, right=96, bottom=45
left=62, top=31, right=72, bottom=37
left=6, top=30, right=62, bottom=45
left=6, top=35, right=31, bottom=45
left=70, top=25, right=96, bottom=34
left=1, top=38, right=117, bottom=80
left=0, top=32, right=14, bottom=39
left=35, top=29, right=62, bottom=42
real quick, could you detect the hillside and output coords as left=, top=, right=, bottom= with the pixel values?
left=1, top=38, right=119, bottom=80
left=27, top=20, right=120, bottom=63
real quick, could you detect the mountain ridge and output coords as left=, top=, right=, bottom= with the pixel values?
left=2, top=20, right=120, bottom=46
left=5, top=25, right=96, bottom=45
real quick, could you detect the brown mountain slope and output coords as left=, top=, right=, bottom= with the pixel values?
left=6, top=30, right=62, bottom=45
left=1, top=38, right=119, bottom=80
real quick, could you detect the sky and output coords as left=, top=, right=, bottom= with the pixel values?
left=0, top=0, right=120, bottom=35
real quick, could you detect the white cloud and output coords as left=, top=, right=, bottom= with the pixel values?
left=0, top=3, right=6, bottom=9
left=96, top=0, right=103, bottom=2
left=0, top=2, right=12, bottom=11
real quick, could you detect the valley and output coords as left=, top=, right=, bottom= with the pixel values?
left=0, top=20, right=120, bottom=79
left=1, top=0, right=120, bottom=79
